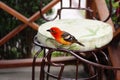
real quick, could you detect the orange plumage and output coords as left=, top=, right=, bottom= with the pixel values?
left=47, top=27, right=84, bottom=46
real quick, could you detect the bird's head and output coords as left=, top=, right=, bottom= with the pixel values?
left=47, top=27, right=62, bottom=38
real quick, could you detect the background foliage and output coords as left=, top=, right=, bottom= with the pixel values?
left=0, top=0, right=51, bottom=59
left=106, top=0, right=120, bottom=29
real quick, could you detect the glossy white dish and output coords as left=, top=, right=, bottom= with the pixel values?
left=37, top=19, right=113, bottom=51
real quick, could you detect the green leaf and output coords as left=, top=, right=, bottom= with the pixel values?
left=112, top=1, right=119, bottom=8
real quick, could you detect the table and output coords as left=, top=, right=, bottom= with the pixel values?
left=32, top=19, right=118, bottom=80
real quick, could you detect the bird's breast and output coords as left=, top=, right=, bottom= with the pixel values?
left=56, top=37, right=71, bottom=45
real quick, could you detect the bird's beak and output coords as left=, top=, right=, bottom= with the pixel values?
left=47, top=29, right=51, bottom=32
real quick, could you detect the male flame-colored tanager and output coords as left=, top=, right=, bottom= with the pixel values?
left=47, top=27, right=84, bottom=46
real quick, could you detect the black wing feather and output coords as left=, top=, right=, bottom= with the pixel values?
left=62, top=31, right=77, bottom=43
left=62, top=31, right=84, bottom=46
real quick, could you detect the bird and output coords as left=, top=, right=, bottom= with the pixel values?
left=47, top=27, right=84, bottom=46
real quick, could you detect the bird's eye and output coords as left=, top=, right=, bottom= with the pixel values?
left=51, top=30, right=56, bottom=33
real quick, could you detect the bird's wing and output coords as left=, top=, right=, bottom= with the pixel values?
left=62, top=31, right=85, bottom=46
left=61, top=31, right=77, bottom=43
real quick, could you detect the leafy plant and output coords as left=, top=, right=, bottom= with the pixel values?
left=106, top=0, right=120, bottom=28
left=0, top=0, right=51, bottom=59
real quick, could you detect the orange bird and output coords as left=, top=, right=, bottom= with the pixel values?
left=47, top=27, right=84, bottom=46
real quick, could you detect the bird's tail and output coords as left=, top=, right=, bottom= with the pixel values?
left=76, top=41, right=85, bottom=46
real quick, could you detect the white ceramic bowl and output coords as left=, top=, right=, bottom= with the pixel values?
left=37, top=19, right=113, bottom=51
